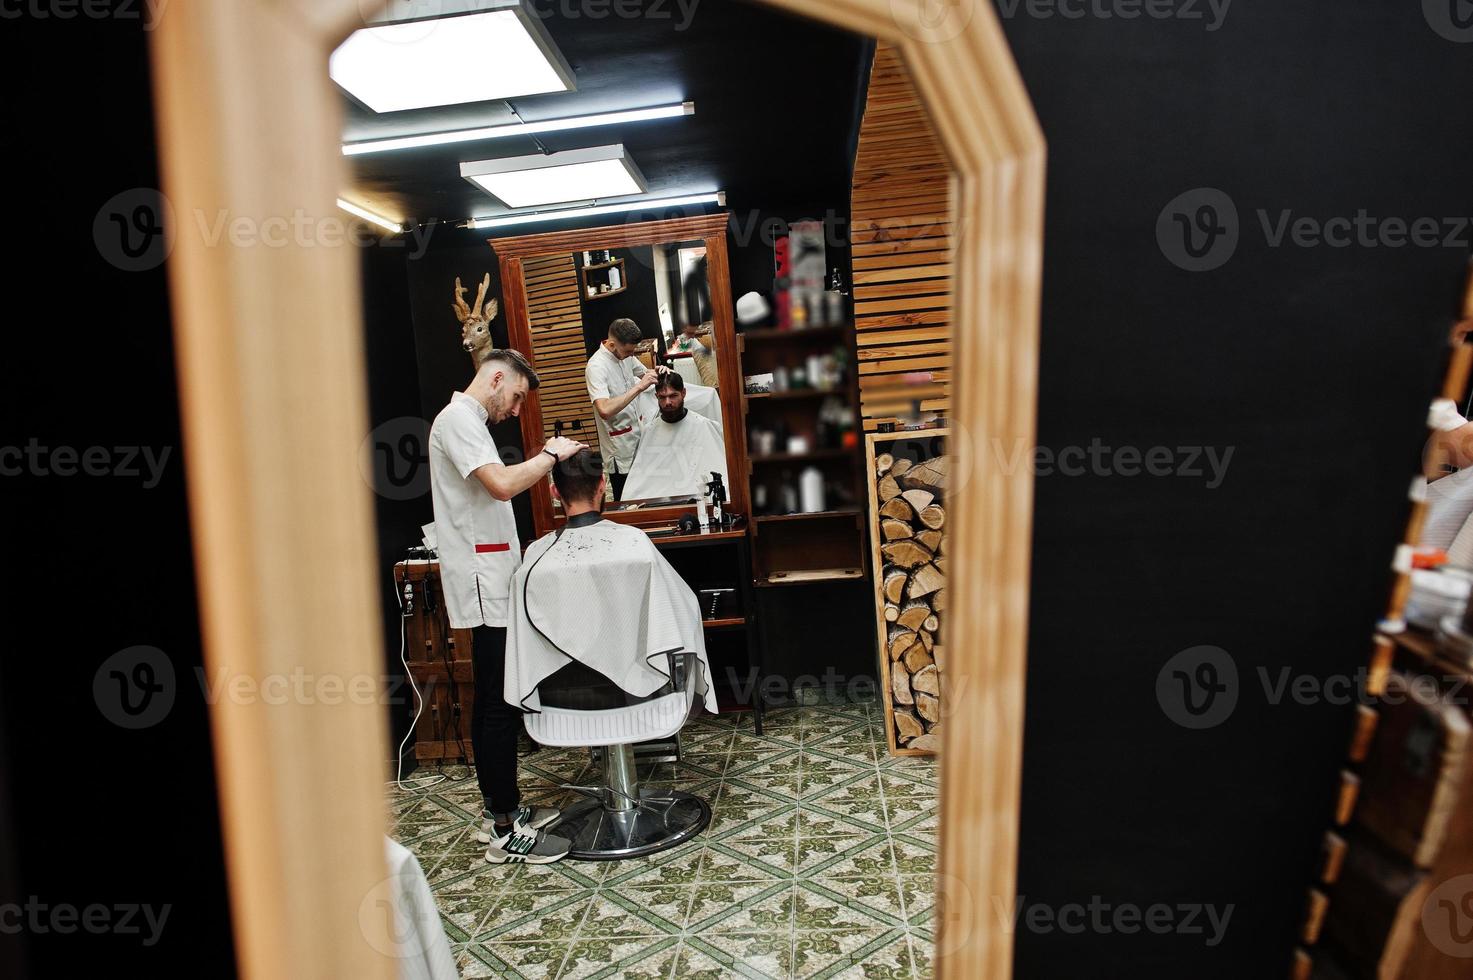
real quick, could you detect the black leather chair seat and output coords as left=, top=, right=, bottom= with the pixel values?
left=538, top=659, right=675, bottom=711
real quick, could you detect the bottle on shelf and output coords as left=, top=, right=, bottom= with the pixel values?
left=799, top=465, right=825, bottom=513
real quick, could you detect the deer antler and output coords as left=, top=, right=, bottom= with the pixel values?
left=470, top=273, right=491, bottom=321
left=451, top=277, right=471, bottom=324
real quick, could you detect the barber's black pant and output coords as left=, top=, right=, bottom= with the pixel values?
left=610, top=472, right=627, bottom=501
left=470, top=625, right=521, bottom=816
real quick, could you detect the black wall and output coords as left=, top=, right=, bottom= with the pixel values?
left=5, top=10, right=236, bottom=978
left=577, top=245, right=662, bottom=354
left=997, top=6, right=1473, bottom=978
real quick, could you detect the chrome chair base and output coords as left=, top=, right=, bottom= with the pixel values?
left=552, top=788, right=710, bottom=861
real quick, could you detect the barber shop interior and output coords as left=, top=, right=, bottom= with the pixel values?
left=21, top=1, right=1473, bottom=979
left=347, top=4, right=950, bottom=975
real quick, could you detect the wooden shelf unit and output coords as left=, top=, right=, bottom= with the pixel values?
left=740, top=306, right=869, bottom=586
left=578, top=255, right=626, bottom=301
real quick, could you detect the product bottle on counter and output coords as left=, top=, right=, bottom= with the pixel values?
left=780, top=470, right=799, bottom=514
left=799, top=466, right=825, bottom=513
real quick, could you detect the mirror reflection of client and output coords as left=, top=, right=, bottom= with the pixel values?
left=505, top=451, right=717, bottom=714
left=620, top=371, right=728, bottom=502
left=586, top=318, right=666, bottom=502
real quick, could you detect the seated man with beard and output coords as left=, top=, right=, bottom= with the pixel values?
left=619, top=371, right=728, bottom=501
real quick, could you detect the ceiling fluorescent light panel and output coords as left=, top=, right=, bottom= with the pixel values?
left=330, top=1, right=574, bottom=113
left=461, top=145, right=646, bottom=209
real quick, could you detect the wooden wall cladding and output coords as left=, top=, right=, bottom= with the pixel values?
left=851, top=44, right=954, bottom=432
left=523, top=253, right=601, bottom=449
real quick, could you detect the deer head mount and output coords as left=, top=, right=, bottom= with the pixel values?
left=452, top=273, right=499, bottom=366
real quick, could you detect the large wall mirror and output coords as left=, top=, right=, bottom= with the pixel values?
left=491, top=212, right=749, bottom=535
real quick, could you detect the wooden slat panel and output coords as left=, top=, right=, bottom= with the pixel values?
left=850, top=43, right=953, bottom=429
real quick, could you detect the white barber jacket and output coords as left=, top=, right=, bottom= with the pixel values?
left=505, top=517, right=717, bottom=714
left=427, top=392, right=521, bottom=628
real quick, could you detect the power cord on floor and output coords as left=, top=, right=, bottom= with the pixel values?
left=394, top=562, right=446, bottom=794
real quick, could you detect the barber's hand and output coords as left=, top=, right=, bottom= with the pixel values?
left=637, top=368, right=661, bottom=390
left=543, top=436, right=587, bottom=462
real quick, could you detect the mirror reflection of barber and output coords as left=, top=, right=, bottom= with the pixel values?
left=585, top=317, right=667, bottom=501
left=620, top=371, right=729, bottom=503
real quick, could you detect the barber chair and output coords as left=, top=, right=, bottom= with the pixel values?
left=528, top=650, right=711, bottom=860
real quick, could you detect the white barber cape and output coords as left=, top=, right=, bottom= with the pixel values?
left=505, top=518, right=718, bottom=714
left=379, top=837, right=458, bottom=980
left=620, top=409, right=728, bottom=502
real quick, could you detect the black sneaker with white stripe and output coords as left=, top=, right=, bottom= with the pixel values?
left=484, top=825, right=571, bottom=864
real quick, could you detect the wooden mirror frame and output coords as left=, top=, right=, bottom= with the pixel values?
left=488, top=212, right=750, bottom=535
left=148, top=1, right=1043, bottom=977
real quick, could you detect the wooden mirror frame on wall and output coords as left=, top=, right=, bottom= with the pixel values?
left=489, top=212, right=750, bottom=535
left=147, top=1, right=1043, bottom=978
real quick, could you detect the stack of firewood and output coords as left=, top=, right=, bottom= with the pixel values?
left=876, top=451, right=948, bottom=752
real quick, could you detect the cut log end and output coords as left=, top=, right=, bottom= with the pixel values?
left=881, top=519, right=914, bottom=541
left=875, top=452, right=894, bottom=477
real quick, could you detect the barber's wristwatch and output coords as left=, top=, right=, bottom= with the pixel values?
left=542, top=448, right=559, bottom=463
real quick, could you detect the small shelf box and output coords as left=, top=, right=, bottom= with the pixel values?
left=580, top=256, right=627, bottom=300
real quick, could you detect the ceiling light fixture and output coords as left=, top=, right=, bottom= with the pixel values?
left=337, top=198, right=404, bottom=233
left=342, top=102, right=694, bottom=156
left=470, top=192, right=726, bottom=230
left=461, top=145, right=647, bottom=209
left=330, top=0, right=574, bottom=114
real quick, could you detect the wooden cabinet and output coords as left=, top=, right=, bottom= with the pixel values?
left=393, top=561, right=475, bottom=766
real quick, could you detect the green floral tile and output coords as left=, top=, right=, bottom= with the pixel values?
left=797, top=761, right=870, bottom=797
left=698, top=881, right=794, bottom=933
left=804, top=779, right=888, bottom=828
left=557, top=935, right=676, bottom=979
left=792, top=884, right=900, bottom=931
left=796, top=807, right=877, bottom=840
left=489, top=893, right=592, bottom=943
left=393, top=797, right=465, bottom=843
left=728, top=773, right=805, bottom=802
left=700, top=842, right=794, bottom=882
left=476, top=939, right=567, bottom=979
left=669, top=941, right=739, bottom=979
left=895, top=877, right=934, bottom=924
left=824, top=930, right=915, bottom=980
left=474, top=887, right=587, bottom=941
left=457, top=942, right=522, bottom=978
left=687, top=930, right=794, bottom=979
left=715, top=824, right=800, bottom=873
left=907, top=933, right=933, bottom=977
left=879, top=794, right=933, bottom=830
left=574, top=892, right=675, bottom=938
left=803, top=874, right=907, bottom=925
left=492, top=857, right=601, bottom=892
left=791, top=926, right=896, bottom=978
left=604, top=883, right=693, bottom=931
left=729, top=749, right=803, bottom=779
left=583, top=943, right=680, bottom=978
left=677, top=753, right=733, bottom=777
left=794, top=831, right=873, bottom=875
left=432, top=884, right=513, bottom=940
left=606, top=848, right=703, bottom=889
left=887, top=807, right=938, bottom=837
left=890, top=838, right=934, bottom=877
left=684, top=880, right=776, bottom=930
left=805, top=838, right=896, bottom=880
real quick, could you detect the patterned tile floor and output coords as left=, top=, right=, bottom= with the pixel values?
left=388, top=697, right=938, bottom=979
